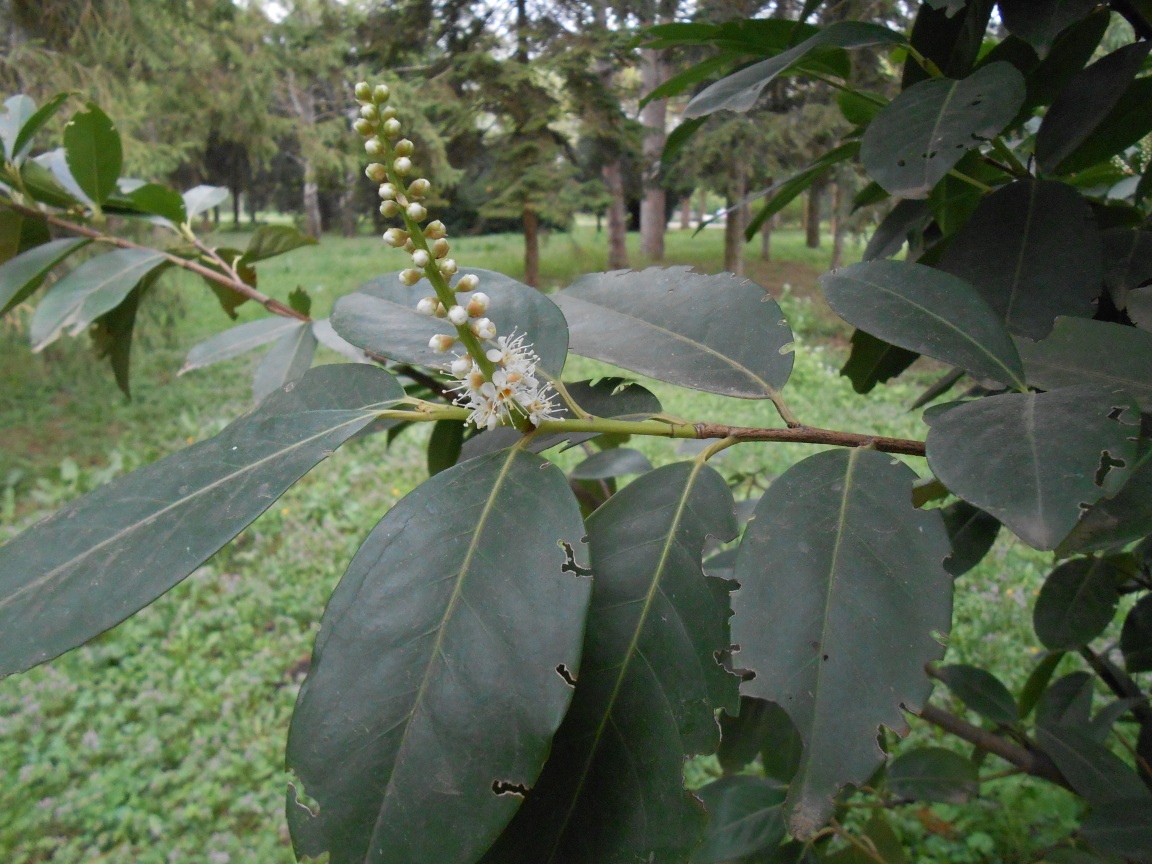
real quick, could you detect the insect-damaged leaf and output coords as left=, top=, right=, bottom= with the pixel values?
left=554, top=267, right=794, bottom=400
left=937, top=180, right=1103, bottom=340
left=927, top=386, right=1140, bottom=550
left=333, top=268, right=568, bottom=378
left=730, top=449, right=952, bottom=839
left=285, top=448, right=590, bottom=864
left=860, top=62, right=1024, bottom=199
left=820, top=260, right=1026, bottom=389
left=480, top=461, right=740, bottom=863
left=0, top=365, right=402, bottom=676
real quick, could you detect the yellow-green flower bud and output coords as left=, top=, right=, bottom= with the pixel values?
left=424, top=220, right=447, bottom=240
left=407, top=178, right=431, bottom=199
left=406, top=202, right=427, bottom=222
left=382, top=228, right=408, bottom=247
left=399, top=268, right=422, bottom=286
left=394, top=156, right=413, bottom=175
left=439, top=258, right=458, bottom=276
left=365, top=137, right=385, bottom=156
left=354, top=119, right=376, bottom=137
left=373, top=83, right=391, bottom=103
left=366, top=163, right=387, bottom=182
left=432, top=237, right=450, bottom=258
left=394, top=139, right=414, bottom=157
left=354, top=81, right=372, bottom=101
left=380, top=106, right=398, bottom=121
left=360, top=104, right=378, bottom=121
left=382, top=118, right=402, bottom=140
left=380, top=200, right=402, bottom=217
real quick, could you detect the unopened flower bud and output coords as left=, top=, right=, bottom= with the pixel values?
left=373, top=83, right=390, bottom=103
left=407, top=178, right=431, bottom=199
left=432, top=237, right=450, bottom=258
left=380, top=200, right=401, bottom=217
left=416, top=297, right=437, bottom=316
left=412, top=249, right=431, bottom=268
left=429, top=334, right=455, bottom=353
left=360, top=104, right=378, bottom=121
left=382, top=118, right=402, bottom=139
left=365, top=137, right=384, bottom=155
left=394, top=156, right=413, bottom=175
left=380, top=106, right=397, bottom=121
left=355, top=81, right=373, bottom=101
left=471, top=317, right=497, bottom=340
left=382, top=228, right=408, bottom=247
left=447, top=305, right=468, bottom=325
left=354, top=119, right=375, bottom=137
left=439, top=258, right=458, bottom=276
left=406, top=202, right=427, bottom=222
left=450, top=356, right=472, bottom=377
left=403, top=238, right=416, bottom=253
left=399, top=268, right=422, bottom=286
left=455, top=273, right=480, bottom=292
left=394, top=139, right=414, bottom=157
left=424, top=220, right=447, bottom=240
left=378, top=183, right=398, bottom=200
left=466, top=292, right=490, bottom=317
left=365, top=163, right=386, bottom=182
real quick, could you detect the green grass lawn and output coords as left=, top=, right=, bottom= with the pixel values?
left=0, top=224, right=1080, bottom=863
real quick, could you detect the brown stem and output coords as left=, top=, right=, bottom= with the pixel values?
left=4, top=200, right=309, bottom=322
left=692, top=423, right=926, bottom=456
left=914, top=703, right=1072, bottom=790
left=1080, top=646, right=1152, bottom=726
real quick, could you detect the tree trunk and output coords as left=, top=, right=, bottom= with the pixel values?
left=806, top=175, right=825, bottom=249
left=680, top=196, right=692, bottom=230
left=761, top=214, right=773, bottom=261
left=232, top=188, right=241, bottom=227
left=523, top=205, right=540, bottom=288
left=830, top=180, right=848, bottom=270
left=303, top=163, right=322, bottom=238
left=698, top=187, right=708, bottom=226
left=639, top=44, right=668, bottom=261
left=340, top=169, right=357, bottom=238
left=724, top=169, right=747, bottom=276
left=603, top=159, right=629, bottom=270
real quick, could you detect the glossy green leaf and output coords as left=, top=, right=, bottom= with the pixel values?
left=822, top=812, right=908, bottom=864
left=928, top=151, right=1010, bottom=236
left=0, top=237, right=89, bottom=316
left=20, top=155, right=81, bottom=209
left=862, top=200, right=930, bottom=261
left=426, top=418, right=464, bottom=476
left=903, top=0, right=994, bottom=88
left=0, top=208, right=22, bottom=265
left=730, top=449, right=952, bottom=838
left=1037, top=672, right=1094, bottom=728
left=334, top=268, right=568, bottom=377
left=91, top=265, right=166, bottom=398
left=570, top=447, right=653, bottom=480
left=1018, top=651, right=1065, bottom=720
left=252, top=322, right=318, bottom=404
left=182, top=184, right=229, bottom=219
left=1033, top=557, right=1124, bottom=650
left=555, top=267, right=793, bottom=399
left=1081, top=798, right=1152, bottom=862
left=934, top=664, right=1018, bottom=724
left=938, top=180, right=1102, bottom=340
left=30, top=247, right=166, bottom=351
left=1101, top=229, right=1152, bottom=308
left=860, top=63, right=1024, bottom=199
left=684, top=22, right=904, bottom=118
left=1037, top=724, right=1152, bottom=806
left=0, top=365, right=402, bottom=676
left=718, top=697, right=803, bottom=781
left=745, top=143, right=861, bottom=240
left=821, top=260, right=1025, bottom=388
left=940, top=500, right=1000, bottom=577
left=1121, top=595, right=1152, bottom=674
left=840, top=330, right=919, bottom=394
left=927, top=386, right=1138, bottom=550
left=1036, top=42, right=1152, bottom=174
left=8, top=92, right=70, bottom=164
left=181, top=316, right=303, bottom=373
left=886, top=747, right=979, bottom=803
left=1017, top=318, right=1152, bottom=412
left=312, top=318, right=370, bottom=364
left=287, top=286, right=311, bottom=316
left=480, top=461, right=739, bottom=863
left=0, top=94, right=37, bottom=161
left=241, top=225, right=318, bottom=264
left=837, top=89, right=886, bottom=126
left=105, top=182, right=187, bottom=224
left=998, top=0, right=1098, bottom=59
left=63, top=103, right=121, bottom=205
left=1056, top=78, right=1152, bottom=176
left=692, top=776, right=787, bottom=864
left=286, top=448, right=590, bottom=864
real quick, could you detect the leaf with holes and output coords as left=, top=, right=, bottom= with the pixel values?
left=286, top=448, right=590, bottom=864
left=29, top=248, right=166, bottom=351
left=0, top=365, right=402, bottom=677
left=334, top=268, right=567, bottom=378
left=479, top=461, right=739, bottom=863
left=937, top=181, right=1102, bottom=340
left=886, top=747, right=979, bottom=804
left=934, top=664, right=1018, bottom=725
left=926, top=386, right=1138, bottom=550
left=1017, top=318, right=1152, bottom=412
left=860, top=62, right=1024, bottom=199
left=1033, top=557, right=1126, bottom=651
left=692, top=776, right=788, bottom=864
left=63, top=103, right=121, bottom=205
left=684, top=22, right=904, bottom=118
left=730, top=449, right=952, bottom=839
left=555, top=267, right=793, bottom=400
left=821, top=260, right=1025, bottom=388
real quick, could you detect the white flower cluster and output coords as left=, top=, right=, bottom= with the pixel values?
left=353, top=81, right=559, bottom=432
